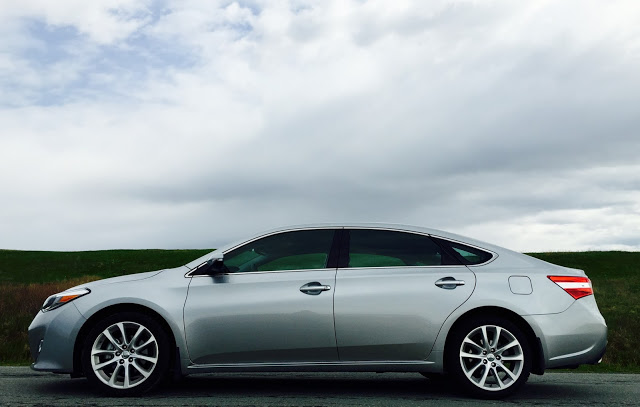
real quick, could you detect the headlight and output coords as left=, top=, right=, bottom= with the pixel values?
left=41, top=288, right=91, bottom=312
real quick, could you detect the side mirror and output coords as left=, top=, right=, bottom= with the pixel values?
left=205, top=258, right=227, bottom=275
left=192, top=257, right=226, bottom=276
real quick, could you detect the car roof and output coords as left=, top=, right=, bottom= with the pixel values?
left=252, top=223, right=559, bottom=269
left=219, top=223, right=501, bottom=253
left=188, top=222, right=553, bottom=270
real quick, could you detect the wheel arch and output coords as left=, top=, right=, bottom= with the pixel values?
left=73, top=303, right=179, bottom=377
left=443, top=306, right=545, bottom=375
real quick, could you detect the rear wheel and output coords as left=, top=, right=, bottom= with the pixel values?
left=81, top=312, right=170, bottom=396
left=446, top=316, right=531, bottom=398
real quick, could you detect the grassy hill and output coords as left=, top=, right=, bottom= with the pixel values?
left=0, top=249, right=212, bottom=284
left=0, top=249, right=638, bottom=372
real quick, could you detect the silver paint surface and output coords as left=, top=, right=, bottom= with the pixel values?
left=28, top=223, right=607, bottom=380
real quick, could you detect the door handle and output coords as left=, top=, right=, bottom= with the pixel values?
left=300, top=282, right=331, bottom=295
left=435, top=277, right=466, bottom=289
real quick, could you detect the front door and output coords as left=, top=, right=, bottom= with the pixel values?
left=184, top=229, right=339, bottom=365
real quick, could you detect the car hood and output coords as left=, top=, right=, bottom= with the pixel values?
left=64, top=266, right=188, bottom=291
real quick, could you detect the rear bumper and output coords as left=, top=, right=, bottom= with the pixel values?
left=524, top=295, right=607, bottom=369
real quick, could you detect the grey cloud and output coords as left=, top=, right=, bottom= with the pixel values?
left=1, top=1, right=639, bottom=251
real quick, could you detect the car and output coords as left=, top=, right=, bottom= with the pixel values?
left=28, top=223, right=607, bottom=398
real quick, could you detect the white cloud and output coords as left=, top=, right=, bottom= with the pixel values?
left=0, top=0, right=639, bottom=251
left=0, top=0, right=151, bottom=44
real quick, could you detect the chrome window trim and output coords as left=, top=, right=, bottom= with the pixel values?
left=184, top=262, right=209, bottom=278
left=341, top=226, right=497, bottom=268
left=184, top=226, right=498, bottom=277
left=185, top=226, right=339, bottom=278
left=428, top=234, right=498, bottom=266
left=187, top=267, right=336, bottom=278
left=340, top=265, right=467, bottom=271
left=221, top=226, right=339, bottom=255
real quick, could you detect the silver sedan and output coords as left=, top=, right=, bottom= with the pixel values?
left=28, top=224, right=607, bottom=398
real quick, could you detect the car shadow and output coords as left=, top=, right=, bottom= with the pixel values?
left=32, top=372, right=597, bottom=402
left=168, top=372, right=461, bottom=399
left=34, top=372, right=460, bottom=400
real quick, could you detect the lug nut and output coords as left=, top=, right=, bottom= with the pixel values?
left=122, top=345, right=127, bottom=350
left=130, top=349, right=135, bottom=354
left=116, top=351, right=121, bottom=356
left=491, top=362, right=496, bottom=367
left=482, top=350, right=487, bottom=355
left=119, top=360, right=124, bottom=364
left=129, top=357, right=133, bottom=362
left=496, top=356, right=501, bottom=360
left=491, top=348, right=495, bottom=352
left=483, top=359, right=487, bottom=364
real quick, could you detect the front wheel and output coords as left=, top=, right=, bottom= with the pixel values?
left=446, top=316, right=532, bottom=398
left=81, top=312, right=170, bottom=396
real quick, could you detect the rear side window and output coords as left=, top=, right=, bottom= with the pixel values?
left=346, top=229, right=451, bottom=268
left=433, top=238, right=493, bottom=265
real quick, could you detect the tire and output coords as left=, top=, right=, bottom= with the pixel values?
left=446, top=316, right=532, bottom=399
left=81, top=312, right=170, bottom=396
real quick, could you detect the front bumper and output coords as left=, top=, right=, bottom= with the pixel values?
left=28, top=303, right=86, bottom=373
left=524, top=295, right=607, bottom=369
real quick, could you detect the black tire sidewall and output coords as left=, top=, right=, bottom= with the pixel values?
left=81, top=311, right=171, bottom=396
left=446, top=316, right=532, bottom=399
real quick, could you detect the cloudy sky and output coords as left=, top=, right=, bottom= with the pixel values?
left=1, top=0, right=639, bottom=252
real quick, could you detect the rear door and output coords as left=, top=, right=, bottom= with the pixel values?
left=333, top=228, right=476, bottom=361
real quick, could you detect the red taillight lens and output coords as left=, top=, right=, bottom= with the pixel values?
left=548, top=276, right=593, bottom=299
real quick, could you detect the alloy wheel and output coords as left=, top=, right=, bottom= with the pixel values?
left=459, top=324, right=524, bottom=391
left=90, top=321, right=159, bottom=389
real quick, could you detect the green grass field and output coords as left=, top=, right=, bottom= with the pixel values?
left=0, top=249, right=212, bottom=284
left=527, top=252, right=640, bottom=373
left=0, top=249, right=638, bottom=372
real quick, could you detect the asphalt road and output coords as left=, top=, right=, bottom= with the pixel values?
left=1, top=367, right=638, bottom=406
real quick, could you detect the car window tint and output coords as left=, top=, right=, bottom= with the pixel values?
left=224, top=229, right=335, bottom=272
left=448, top=242, right=493, bottom=265
left=348, top=253, right=405, bottom=267
left=347, top=229, right=444, bottom=268
left=258, top=253, right=329, bottom=271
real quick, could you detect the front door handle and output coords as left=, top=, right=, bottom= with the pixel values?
left=435, top=277, right=466, bottom=289
left=300, top=282, right=331, bottom=295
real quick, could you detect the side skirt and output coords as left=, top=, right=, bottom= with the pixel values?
left=185, top=360, right=435, bottom=374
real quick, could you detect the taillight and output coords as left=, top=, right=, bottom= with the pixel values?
left=548, top=276, right=593, bottom=299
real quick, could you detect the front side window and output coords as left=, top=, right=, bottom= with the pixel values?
left=346, top=229, right=447, bottom=268
left=223, top=229, right=335, bottom=272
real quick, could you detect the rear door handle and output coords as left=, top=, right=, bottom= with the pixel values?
left=300, top=282, right=331, bottom=295
left=435, top=277, right=465, bottom=289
